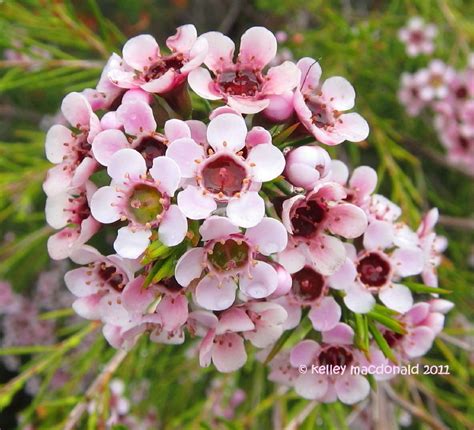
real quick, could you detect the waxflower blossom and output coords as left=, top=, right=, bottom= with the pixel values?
left=281, top=182, right=368, bottom=275
left=108, top=24, right=208, bottom=94
left=290, top=324, right=371, bottom=404
left=293, top=57, right=369, bottom=145
left=398, top=17, right=437, bottom=57
left=167, top=113, right=285, bottom=227
left=175, top=216, right=288, bottom=310
left=90, top=148, right=187, bottom=258
left=188, top=27, right=300, bottom=113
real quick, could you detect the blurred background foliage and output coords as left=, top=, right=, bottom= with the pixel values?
left=0, top=0, right=473, bottom=429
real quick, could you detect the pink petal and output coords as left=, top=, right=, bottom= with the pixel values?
left=188, top=67, right=222, bottom=100
left=290, top=340, right=320, bottom=367
left=239, top=261, right=278, bottom=298
left=61, top=92, right=92, bottom=129
left=343, top=284, right=375, bottom=314
left=245, top=217, right=288, bottom=255
left=175, top=248, right=205, bottom=287
left=226, top=95, right=270, bottom=114
left=308, top=296, right=341, bottom=331
left=149, top=156, right=181, bottom=195
left=308, top=234, right=346, bottom=276
left=392, top=247, right=424, bottom=277
left=349, top=166, right=377, bottom=197
left=199, top=328, right=215, bottom=367
left=212, top=332, right=247, bottom=372
left=247, top=143, right=285, bottom=182
left=71, top=157, right=97, bottom=188
left=114, top=226, right=150, bottom=259
left=278, top=247, right=306, bottom=274
left=123, top=34, right=159, bottom=71
left=177, top=185, right=217, bottom=219
left=273, top=296, right=302, bottom=329
left=69, top=245, right=101, bottom=265
left=217, top=308, right=255, bottom=334
left=164, top=119, right=191, bottom=142
left=45, top=193, right=71, bottom=229
left=181, top=37, right=208, bottom=73
left=116, top=100, right=156, bottom=136
left=238, top=27, right=277, bottom=69
left=140, top=69, right=176, bottom=93
left=121, top=277, right=156, bottom=313
left=122, top=88, right=152, bottom=104
left=166, top=24, right=197, bottom=53
left=403, top=326, right=435, bottom=358
left=45, top=125, right=72, bottom=163
left=379, top=283, right=413, bottom=313
left=165, top=137, right=204, bottom=178
left=294, top=373, right=328, bottom=400
left=363, top=220, right=394, bottom=250
left=195, top=275, right=237, bottom=311
left=90, top=186, right=121, bottom=223
left=326, top=203, right=367, bottom=239
left=158, top=204, right=187, bottom=246
left=207, top=113, right=247, bottom=153
left=107, top=148, right=147, bottom=183
left=321, top=77, right=355, bottom=111
left=328, top=258, right=357, bottom=291
left=72, top=294, right=102, bottom=320
left=226, top=192, right=265, bottom=228
left=246, top=126, right=271, bottom=147
left=322, top=323, right=354, bottom=345
left=200, top=32, right=235, bottom=72
left=329, top=160, right=349, bottom=184
left=263, top=91, right=295, bottom=122
left=92, top=129, right=129, bottom=166
left=297, top=57, right=322, bottom=93
left=262, top=61, right=300, bottom=94
left=156, top=294, right=188, bottom=331
left=186, top=120, right=207, bottom=145
left=199, top=216, right=240, bottom=241
left=64, top=268, right=98, bottom=297
left=335, top=374, right=370, bottom=405
left=334, top=113, right=370, bottom=142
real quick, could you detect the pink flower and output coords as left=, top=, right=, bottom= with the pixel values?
left=290, top=324, right=370, bottom=404
left=266, top=350, right=300, bottom=386
left=175, top=216, right=288, bottom=310
left=90, top=149, right=187, bottom=258
left=43, top=92, right=100, bottom=196
left=398, top=72, right=428, bottom=117
left=281, top=182, right=368, bottom=275
left=108, top=25, right=208, bottom=94
left=417, top=60, right=455, bottom=102
left=293, top=57, right=369, bottom=145
left=416, top=208, right=447, bottom=288
left=284, top=145, right=332, bottom=189
left=188, top=27, right=300, bottom=114
left=329, top=221, right=424, bottom=313
left=46, top=181, right=100, bottom=260
left=166, top=113, right=285, bottom=227
left=398, top=17, right=437, bottom=57
left=274, top=262, right=341, bottom=332
left=64, top=246, right=139, bottom=322
left=197, top=308, right=255, bottom=372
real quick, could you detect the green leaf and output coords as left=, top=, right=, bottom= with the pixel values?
left=368, top=321, right=398, bottom=363
left=367, top=311, right=407, bottom=335
left=403, top=281, right=452, bottom=295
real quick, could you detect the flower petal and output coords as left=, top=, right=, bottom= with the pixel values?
left=45, top=125, right=73, bottom=163
left=199, top=216, right=240, bottom=241
left=321, top=322, right=354, bottom=345
left=247, top=144, right=285, bottom=182
left=195, top=275, right=237, bottom=311
left=149, top=156, right=181, bottom=195
left=114, top=226, right=150, bottom=259
left=326, top=203, right=367, bottom=239
left=177, top=185, right=217, bottom=219
left=158, top=204, right=187, bottom=246
left=212, top=332, right=247, bottom=372
left=108, top=148, right=147, bottom=183
left=166, top=24, right=197, bottom=53
left=200, top=32, right=235, bottom=72
left=92, top=129, right=129, bottom=166
left=245, top=217, right=288, bottom=255
left=226, top=192, right=265, bottom=228
left=238, top=27, right=277, bottom=69
left=175, top=248, right=205, bottom=287
left=116, top=100, right=156, bottom=136
left=123, top=34, right=159, bottom=71
left=188, top=67, right=222, bottom=100
left=164, top=119, right=191, bottom=142
left=262, top=61, right=300, bottom=94
left=335, top=374, right=370, bottom=405
left=297, top=57, right=322, bottom=93
left=321, top=77, right=355, bottom=110
left=334, top=113, right=370, bottom=143
left=165, top=137, right=204, bottom=178
left=90, top=186, right=121, bottom=224
left=363, top=220, right=394, bottom=250
left=379, top=283, right=413, bottom=313
left=239, top=261, right=278, bottom=299
left=207, top=113, right=247, bottom=153
left=308, top=296, right=341, bottom=331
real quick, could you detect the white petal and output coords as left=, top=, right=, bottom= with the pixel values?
left=158, top=204, right=187, bottom=246
left=226, top=192, right=265, bottom=228
left=247, top=144, right=285, bottom=182
left=114, top=226, right=150, bottom=259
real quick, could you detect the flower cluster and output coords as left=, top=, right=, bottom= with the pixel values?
left=398, top=18, right=474, bottom=171
left=43, top=25, right=450, bottom=405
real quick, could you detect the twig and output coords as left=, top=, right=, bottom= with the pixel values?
left=218, top=0, right=243, bottom=34
left=438, top=332, right=473, bottom=351
left=438, top=215, right=474, bottom=230
left=383, top=383, right=448, bottom=430
left=63, top=348, right=128, bottom=430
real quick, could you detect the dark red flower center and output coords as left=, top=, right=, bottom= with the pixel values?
left=98, top=263, right=125, bottom=292
left=201, top=155, right=246, bottom=197
left=319, top=346, right=353, bottom=367
left=145, top=55, right=184, bottom=81
left=218, top=70, right=262, bottom=97
left=357, top=252, right=391, bottom=287
left=455, top=86, right=468, bottom=99
left=383, top=330, right=404, bottom=348
left=135, top=136, right=167, bottom=169
left=409, top=30, right=425, bottom=44
left=128, top=184, right=164, bottom=224
left=208, top=238, right=249, bottom=272
left=291, top=199, right=327, bottom=238
left=292, top=266, right=325, bottom=301
left=307, top=100, right=334, bottom=129
left=67, top=192, right=91, bottom=225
